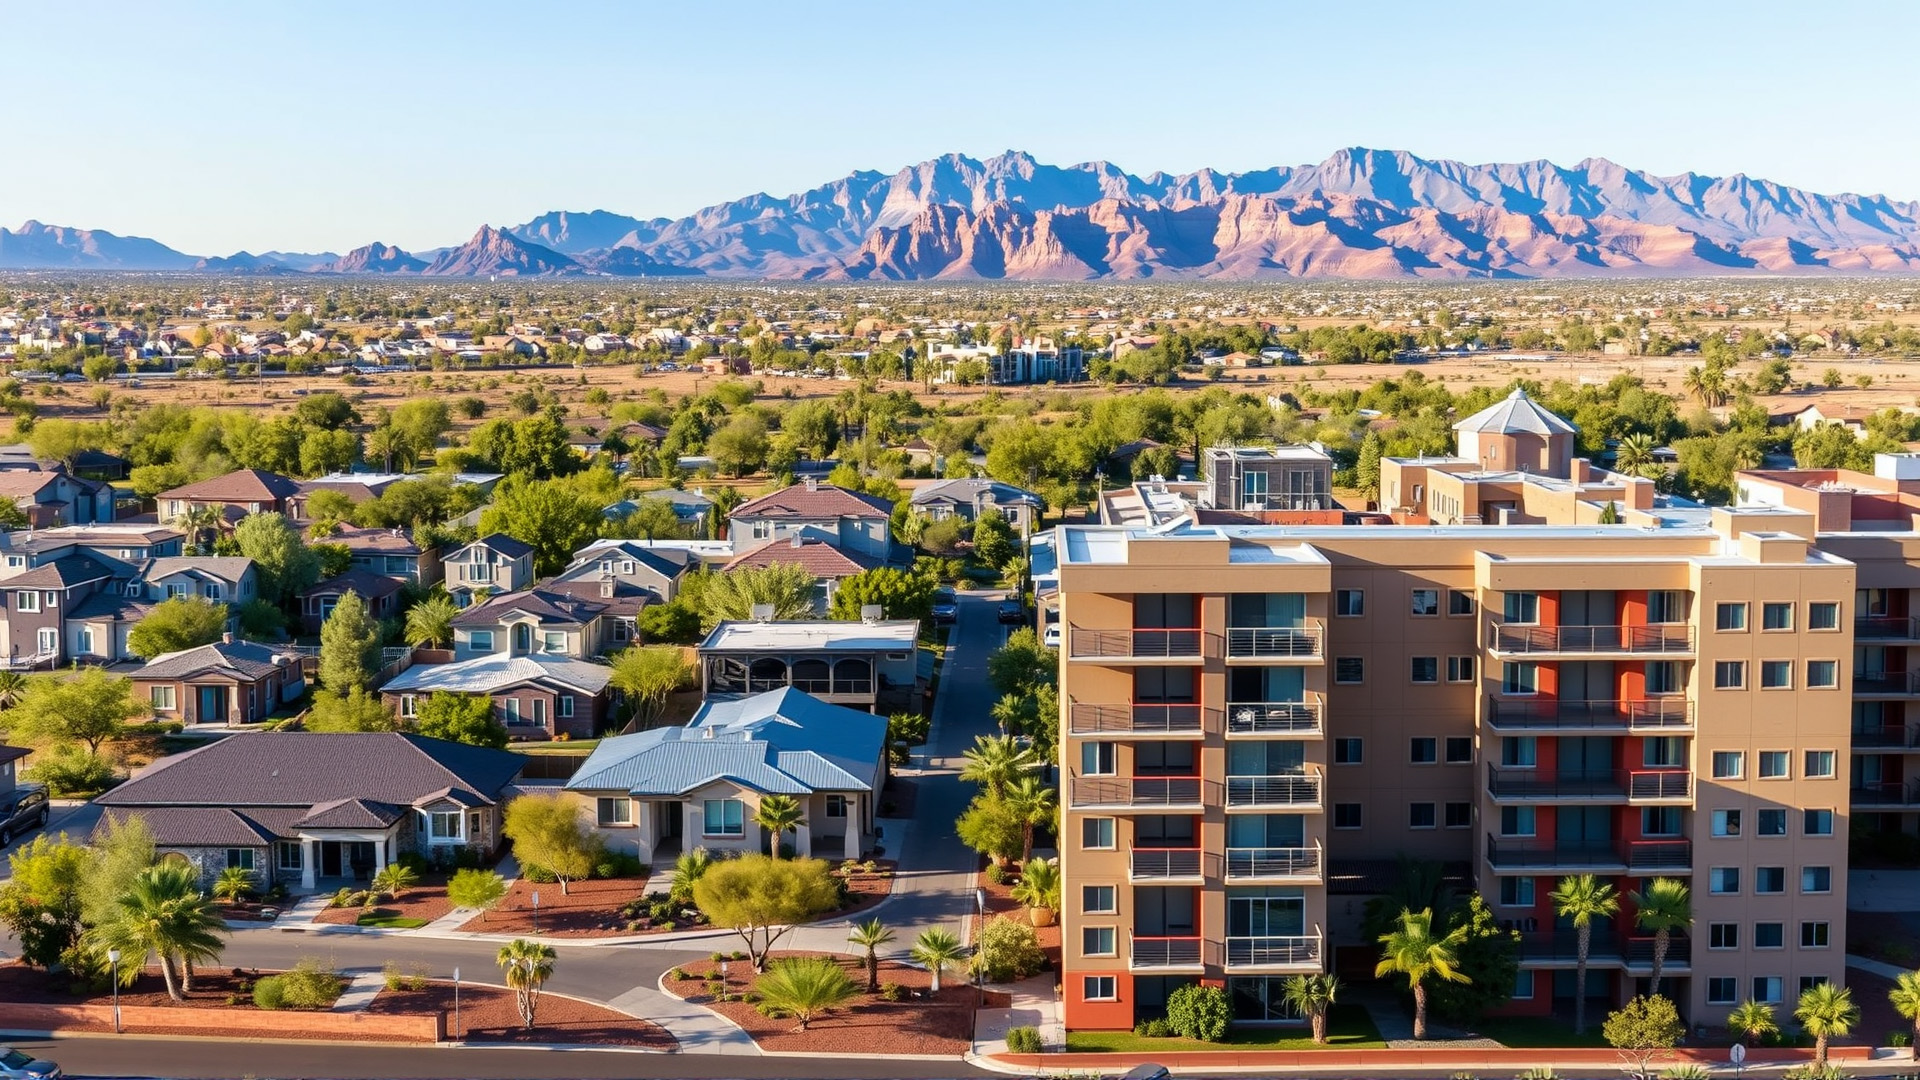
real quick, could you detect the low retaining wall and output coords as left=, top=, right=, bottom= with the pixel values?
left=996, top=1045, right=1877, bottom=1070
left=0, top=1001, right=443, bottom=1042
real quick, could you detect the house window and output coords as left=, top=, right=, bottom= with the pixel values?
left=613, top=621, right=630, bottom=643
left=1408, top=802, right=1436, bottom=829
left=542, top=631, right=566, bottom=652
left=1753, top=977, right=1783, bottom=1004
left=226, top=849, right=256, bottom=871
left=1757, top=809, right=1787, bottom=836
left=1757, top=602, right=1793, bottom=630
left=1755, top=867, right=1786, bottom=894
left=1444, top=802, right=1472, bottom=828
left=1409, top=737, right=1437, bottom=764
left=1083, top=976, right=1117, bottom=1002
left=78, top=627, right=94, bottom=655
left=276, top=842, right=303, bottom=871
left=1410, top=657, right=1438, bottom=683
left=1807, top=660, right=1837, bottom=689
left=1801, top=922, right=1831, bottom=948
left=1755, top=922, right=1785, bottom=949
left=1083, top=885, right=1116, bottom=914
left=1445, top=737, right=1473, bottom=764
left=1082, top=926, right=1117, bottom=957
left=1808, top=602, right=1840, bottom=630
left=1502, top=662, right=1538, bottom=695
left=1447, top=589, right=1475, bottom=616
left=399, top=695, right=416, bottom=718
left=1498, top=876, right=1534, bottom=907
left=1709, top=867, right=1740, bottom=894
left=1714, top=661, right=1746, bottom=689
left=1711, top=751, right=1743, bottom=779
left=1080, top=742, right=1116, bottom=776
left=703, top=799, right=745, bottom=837
left=1759, top=660, right=1792, bottom=689
left=1801, top=866, right=1832, bottom=893
left=1759, top=751, right=1790, bottom=779
left=1334, top=657, right=1364, bottom=683
left=1081, top=818, right=1115, bottom=849
left=825, top=795, right=848, bottom=818
left=151, top=685, right=176, bottom=711
left=1332, top=803, right=1362, bottom=829
left=558, top=695, right=575, bottom=718
left=205, top=585, right=222, bottom=601
left=1716, top=603, right=1748, bottom=631
left=1333, top=738, right=1363, bottom=765
left=1410, top=589, right=1439, bottom=616
left=1804, top=809, right=1834, bottom=836
left=1446, top=656, right=1476, bottom=683
left=1503, top=592, right=1538, bottom=624
left=596, top=798, right=632, bottom=826
left=1708, top=978, right=1737, bottom=1006
left=15, top=591, right=37, bottom=613
left=1708, top=923, right=1739, bottom=950
left=428, top=811, right=462, bottom=840
left=1711, top=809, right=1741, bottom=837
left=470, top=630, right=494, bottom=651
left=1500, top=806, right=1536, bottom=837
left=1804, top=750, right=1836, bottom=778
left=1334, top=589, right=1364, bottom=617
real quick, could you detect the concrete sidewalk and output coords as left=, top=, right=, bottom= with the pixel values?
left=971, top=973, right=1062, bottom=1057
left=609, top=978, right=760, bottom=1056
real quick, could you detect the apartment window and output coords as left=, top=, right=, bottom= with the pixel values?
left=1804, top=809, right=1835, bottom=836
left=1081, top=818, right=1115, bottom=849
left=1645, top=661, right=1681, bottom=695
left=703, top=799, right=745, bottom=837
left=1708, top=923, right=1740, bottom=950
left=1711, top=809, right=1741, bottom=837
left=1082, top=927, right=1117, bottom=957
left=1644, top=736, right=1685, bottom=768
left=1408, top=802, right=1437, bottom=829
left=1800, top=977, right=1828, bottom=995
left=1710, top=751, right=1744, bottom=779
left=1335, top=589, right=1365, bottom=617
left=825, top=795, right=848, bottom=818
left=1503, top=592, right=1538, bottom=624
left=1714, top=661, right=1746, bottom=689
left=1448, top=589, right=1476, bottom=616
left=1514, top=970, right=1535, bottom=1000
left=1410, top=737, right=1438, bottom=764
left=1647, top=590, right=1686, bottom=623
left=1806, top=660, right=1838, bottom=689
left=1759, top=751, right=1790, bottom=779
left=1753, top=977, right=1783, bottom=1004
left=1446, top=656, right=1476, bottom=683
left=1801, top=866, right=1832, bottom=893
left=1808, top=601, right=1840, bottom=631
left=1755, top=867, right=1786, bottom=894
left=151, top=685, right=176, bottom=711
left=1708, top=977, right=1738, bottom=1006
left=1335, top=657, right=1364, bottom=684
left=14, top=591, right=36, bottom=613
left=1445, top=737, right=1473, bottom=764
left=596, top=798, right=632, bottom=826
left=1642, top=807, right=1682, bottom=836
left=1082, top=885, right=1116, bottom=914
left=1757, top=809, right=1787, bottom=837
left=1801, top=922, right=1831, bottom=948
left=1083, top=976, right=1117, bottom=1001
left=470, top=630, right=494, bottom=651
left=1756, top=922, right=1786, bottom=949
left=1500, top=806, right=1536, bottom=837
left=1716, top=602, right=1748, bottom=631
left=1501, top=737, right=1538, bottom=768
left=1760, top=660, right=1793, bottom=689
left=1709, top=867, right=1740, bottom=894
left=1333, top=738, right=1363, bottom=765
left=1080, top=742, right=1116, bottom=776
left=1410, top=656, right=1438, bottom=683
left=1761, top=602, right=1794, bottom=631
left=1410, top=589, right=1439, bottom=617
left=1333, top=803, right=1363, bottom=829
left=1498, top=877, right=1535, bottom=907
left=1501, top=662, right=1538, bottom=695
left=1444, top=802, right=1472, bottom=828
left=1804, top=750, right=1836, bottom=778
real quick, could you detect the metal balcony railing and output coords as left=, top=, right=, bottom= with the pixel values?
left=1853, top=671, right=1920, bottom=695
left=1069, top=702, right=1210, bottom=736
left=1224, top=699, right=1323, bottom=737
left=1129, top=847, right=1204, bottom=881
left=1491, top=623, right=1695, bottom=655
left=1129, top=934, right=1203, bottom=969
left=1486, top=697, right=1693, bottom=731
left=1225, top=773, right=1322, bottom=809
left=1852, top=780, right=1920, bottom=807
left=1224, top=845, right=1322, bottom=881
left=1484, top=835, right=1692, bottom=873
left=1851, top=725, right=1920, bottom=749
left=1856, top=616, right=1920, bottom=641
left=1225, top=624, right=1324, bottom=660
left=1485, top=765, right=1691, bottom=802
left=1517, top=926, right=1623, bottom=965
left=1223, top=933, right=1322, bottom=969
left=1068, top=627, right=1206, bottom=661
left=1625, top=839, right=1695, bottom=871
left=1626, top=935, right=1692, bottom=970
left=1069, top=776, right=1204, bottom=809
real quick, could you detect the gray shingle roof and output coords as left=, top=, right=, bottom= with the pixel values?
left=383, top=654, right=613, bottom=696
left=97, top=806, right=278, bottom=847
left=302, top=569, right=405, bottom=600
left=450, top=587, right=607, bottom=628
left=133, top=640, right=290, bottom=682
left=8, top=553, right=127, bottom=588
left=95, top=732, right=524, bottom=809
left=1454, top=387, right=1577, bottom=437
left=297, top=797, right=405, bottom=828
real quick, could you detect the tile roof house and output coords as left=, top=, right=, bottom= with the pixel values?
left=449, top=586, right=612, bottom=661
left=382, top=654, right=614, bottom=740
left=127, top=638, right=306, bottom=727
left=298, top=570, right=406, bottom=633
left=94, top=732, right=524, bottom=889
left=443, top=533, right=535, bottom=606
left=724, top=534, right=881, bottom=612
left=0, top=465, right=116, bottom=527
left=310, top=526, right=443, bottom=587
left=727, top=479, right=897, bottom=563
left=559, top=539, right=696, bottom=603
left=63, top=555, right=257, bottom=664
left=564, top=686, right=887, bottom=860
left=158, top=468, right=302, bottom=521
left=909, top=477, right=1045, bottom=532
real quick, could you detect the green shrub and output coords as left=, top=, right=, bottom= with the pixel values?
left=382, top=961, right=404, bottom=992
left=1661, top=1067, right=1711, bottom=1080
left=27, top=745, right=116, bottom=796
left=252, top=976, right=287, bottom=1010
left=880, top=982, right=904, bottom=1002
left=984, top=863, right=1007, bottom=885
left=973, top=917, right=1047, bottom=982
left=1134, top=1017, right=1172, bottom=1038
left=521, top=863, right=559, bottom=884
left=278, top=959, right=346, bottom=1009
left=1005, top=1026, right=1043, bottom=1053
left=1166, top=983, right=1231, bottom=1042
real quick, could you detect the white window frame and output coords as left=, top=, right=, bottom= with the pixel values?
left=596, top=797, right=632, bottom=826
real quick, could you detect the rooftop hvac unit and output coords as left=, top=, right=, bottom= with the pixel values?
left=750, top=603, right=775, bottom=621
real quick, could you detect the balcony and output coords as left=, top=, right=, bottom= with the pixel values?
left=1853, top=780, right=1920, bottom=808
left=1489, top=623, right=1694, bottom=658
left=1484, top=835, right=1692, bottom=875
left=1225, top=772, right=1322, bottom=810
left=1129, top=847, right=1206, bottom=883
left=1224, top=933, right=1323, bottom=972
left=1069, top=702, right=1212, bottom=738
left=1068, top=627, right=1207, bottom=663
left=1129, top=934, right=1204, bottom=972
left=1857, top=616, right=1920, bottom=642
left=1854, top=671, right=1920, bottom=697
left=1852, top=725, right=1920, bottom=751
left=1517, top=926, right=1623, bottom=967
left=1224, top=697, right=1324, bottom=738
left=1485, top=697, right=1694, bottom=733
left=1626, top=935, right=1692, bottom=973
left=1069, top=776, right=1205, bottom=811
left=1485, top=765, right=1692, bottom=804
left=1225, top=624, right=1324, bottom=663
left=1225, top=844, right=1323, bottom=883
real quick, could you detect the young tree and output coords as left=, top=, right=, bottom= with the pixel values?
left=1889, top=972, right=1920, bottom=1060
left=1280, top=973, right=1343, bottom=1045
left=411, top=691, right=507, bottom=748
left=212, top=866, right=256, bottom=902
left=1005, top=775, right=1056, bottom=864
left=1552, top=873, right=1620, bottom=1034
left=304, top=687, right=398, bottom=732
left=5, top=669, right=142, bottom=754
left=233, top=512, right=321, bottom=605
left=318, top=591, right=382, bottom=693
left=955, top=793, right=1025, bottom=865
left=624, top=498, right=685, bottom=541
left=910, top=928, right=968, bottom=992
left=371, top=863, right=418, bottom=900
left=496, top=938, right=557, bottom=1030
left=987, top=628, right=1056, bottom=698
left=126, top=596, right=230, bottom=658
left=755, top=956, right=859, bottom=1030
left=753, top=794, right=803, bottom=858
left=971, top=511, right=1016, bottom=570
left=708, top=414, right=771, bottom=478
left=447, top=868, right=509, bottom=922
left=501, top=793, right=598, bottom=895
left=1603, top=994, right=1685, bottom=1080
left=476, top=477, right=602, bottom=577
left=1374, top=907, right=1470, bottom=1040
left=691, top=854, right=839, bottom=970
left=847, top=917, right=894, bottom=993
left=1429, top=894, right=1521, bottom=1024
left=80, top=813, right=155, bottom=928
left=403, top=593, right=460, bottom=649
left=86, top=862, right=226, bottom=1002
left=607, top=645, right=691, bottom=731
left=0, top=833, right=89, bottom=968
left=959, top=734, right=1041, bottom=798
left=697, top=563, right=819, bottom=627
left=1726, top=999, right=1778, bottom=1046
left=1628, top=877, right=1691, bottom=996
left=826, top=566, right=936, bottom=623
left=1794, top=982, right=1860, bottom=1063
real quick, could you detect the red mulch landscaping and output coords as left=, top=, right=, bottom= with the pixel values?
left=366, top=981, right=674, bottom=1049
left=214, top=901, right=284, bottom=924
left=0, top=962, right=424, bottom=1042
left=459, top=875, right=652, bottom=936
left=314, top=879, right=454, bottom=927
left=834, top=860, right=897, bottom=919
left=971, top=865, right=1063, bottom=973
left=667, top=951, right=1005, bottom=1056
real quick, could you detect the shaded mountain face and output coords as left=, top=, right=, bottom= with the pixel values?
left=420, top=227, right=579, bottom=276
left=0, top=220, right=198, bottom=270
left=326, top=243, right=427, bottom=274
left=507, top=210, right=656, bottom=254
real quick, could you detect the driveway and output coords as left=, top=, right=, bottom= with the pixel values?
left=0, top=798, right=102, bottom=882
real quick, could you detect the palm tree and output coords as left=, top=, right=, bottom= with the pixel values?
left=1374, top=907, right=1470, bottom=1040
left=1726, top=999, right=1779, bottom=1046
left=496, top=938, right=557, bottom=1030
left=371, top=862, right=418, bottom=900
left=87, top=862, right=227, bottom=1002
left=1615, top=432, right=1665, bottom=479
left=1794, top=981, right=1859, bottom=1063
left=1889, top=972, right=1920, bottom=1060
left=756, top=956, right=860, bottom=1031
left=0, top=670, right=28, bottom=710
left=210, top=867, right=255, bottom=903
left=911, top=928, right=968, bottom=993
left=1280, top=973, right=1342, bottom=1044
left=670, top=847, right=712, bottom=902
left=753, top=794, right=803, bottom=859
left=959, top=734, right=1040, bottom=798
left=1551, top=873, right=1619, bottom=1034
left=847, top=918, right=894, bottom=993
left=1005, top=775, right=1056, bottom=863
left=172, top=505, right=223, bottom=553
left=1009, top=858, right=1062, bottom=926
left=403, top=594, right=460, bottom=649
left=1627, top=877, right=1691, bottom=995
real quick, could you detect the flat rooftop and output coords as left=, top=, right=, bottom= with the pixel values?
left=701, top=620, right=922, bottom=652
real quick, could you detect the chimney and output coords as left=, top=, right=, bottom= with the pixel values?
left=803, top=476, right=818, bottom=492
left=789, top=534, right=805, bottom=549
left=600, top=575, right=615, bottom=599
left=221, top=632, right=233, bottom=645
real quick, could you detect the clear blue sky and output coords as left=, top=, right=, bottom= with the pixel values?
left=8, top=0, right=1915, bottom=255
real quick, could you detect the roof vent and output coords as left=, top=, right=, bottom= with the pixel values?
left=702, top=726, right=716, bottom=739
left=750, top=603, right=775, bottom=622
left=860, top=604, right=883, bottom=623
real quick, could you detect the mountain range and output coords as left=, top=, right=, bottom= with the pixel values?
left=7, top=148, right=1920, bottom=280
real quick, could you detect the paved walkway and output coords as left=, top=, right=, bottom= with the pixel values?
left=971, top=974, right=1063, bottom=1056
left=330, top=967, right=387, bottom=1012
left=1848, top=869, right=1920, bottom=913
left=609, top=980, right=759, bottom=1055
left=1349, top=985, right=1502, bottom=1049
left=1848, top=952, right=1909, bottom=979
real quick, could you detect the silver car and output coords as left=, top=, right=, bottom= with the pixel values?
left=0, top=1047, right=62, bottom=1080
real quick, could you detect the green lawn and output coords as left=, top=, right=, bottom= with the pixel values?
left=1470, top=1014, right=1610, bottom=1048
left=1064, top=1004, right=1385, bottom=1053
left=514, top=739, right=601, bottom=753
left=357, top=912, right=430, bottom=929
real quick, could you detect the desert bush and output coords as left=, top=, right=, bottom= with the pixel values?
left=973, top=917, right=1046, bottom=982
left=1166, top=983, right=1231, bottom=1042
left=252, top=976, right=287, bottom=1010
left=278, top=958, right=346, bottom=1009
left=1005, top=1026, right=1043, bottom=1053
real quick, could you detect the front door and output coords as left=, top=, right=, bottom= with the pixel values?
left=197, top=686, right=226, bottom=725
left=320, top=841, right=342, bottom=878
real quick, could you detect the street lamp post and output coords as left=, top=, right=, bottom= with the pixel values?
left=975, top=888, right=988, bottom=1007
left=531, top=889, right=540, bottom=934
left=106, top=948, right=121, bottom=1034
left=451, top=966, right=461, bottom=1041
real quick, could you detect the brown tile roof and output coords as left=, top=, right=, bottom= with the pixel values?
left=725, top=536, right=880, bottom=579
left=159, top=468, right=302, bottom=504
left=731, top=482, right=891, bottom=522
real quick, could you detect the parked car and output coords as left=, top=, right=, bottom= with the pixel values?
left=0, top=1046, right=61, bottom=1079
left=0, top=784, right=50, bottom=847
left=997, top=596, right=1026, bottom=625
left=1043, top=623, right=1061, bottom=649
left=931, top=586, right=958, bottom=625
left=1120, top=1066, right=1169, bottom=1080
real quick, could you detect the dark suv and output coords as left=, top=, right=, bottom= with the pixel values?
left=0, top=784, right=50, bottom=847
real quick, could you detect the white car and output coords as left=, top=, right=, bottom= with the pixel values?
left=1043, top=624, right=1061, bottom=649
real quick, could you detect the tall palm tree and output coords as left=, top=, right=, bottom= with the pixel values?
left=753, top=794, right=803, bottom=859
left=1005, top=775, right=1056, bottom=863
left=1794, top=981, right=1859, bottom=1063
left=172, top=505, right=223, bottom=553
left=496, top=938, right=557, bottom=1030
left=1627, top=877, right=1691, bottom=995
left=1280, top=973, right=1342, bottom=1044
left=1374, top=907, right=1470, bottom=1040
left=403, top=593, right=460, bottom=649
left=1614, top=432, right=1663, bottom=479
left=87, top=862, right=227, bottom=1002
left=1726, top=999, right=1778, bottom=1046
left=959, top=734, right=1040, bottom=799
left=910, top=928, right=968, bottom=993
left=1889, top=971, right=1920, bottom=1060
left=847, top=917, right=894, bottom=993
left=1551, top=873, right=1619, bottom=1034
left=0, top=670, right=28, bottom=710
